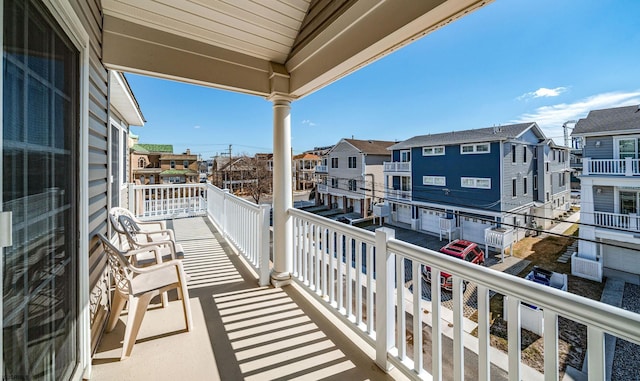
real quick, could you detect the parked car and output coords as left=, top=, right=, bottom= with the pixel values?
left=422, top=239, right=485, bottom=292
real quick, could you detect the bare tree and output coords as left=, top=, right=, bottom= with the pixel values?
left=244, top=155, right=272, bottom=203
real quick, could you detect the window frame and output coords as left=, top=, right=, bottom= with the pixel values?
left=460, top=143, right=490, bottom=154
left=331, top=157, right=339, bottom=168
left=512, top=178, right=517, bottom=198
left=348, top=179, right=357, bottom=191
left=461, top=177, right=491, bottom=189
left=348, top=156, right=357, bottom=168
left=523, top=176, right=528, bottom=195
left=423, top=176, right=446, bottom=186
left=512, top=145, right=517, bottom=163
left=422, top=146, right=445, bottom=156
left=170, top=160, right=176, bottom=169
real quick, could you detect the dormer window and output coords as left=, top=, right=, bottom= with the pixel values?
left=138, top=158, right=146, bottom=168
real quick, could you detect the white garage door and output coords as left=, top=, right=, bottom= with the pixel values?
left=461, top=216, right=491, bottom=245
left=353, top=200, right=361, bottom=214
left=336, top=197, right=343, bottom=209
left=396, top=204, right=411, bottom=224
left=602, top=239, right=640, bottom=275
left=420, top=209, right=444, bottom=234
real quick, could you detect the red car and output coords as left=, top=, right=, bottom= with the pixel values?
left=422, top=239, right=485, bottom=291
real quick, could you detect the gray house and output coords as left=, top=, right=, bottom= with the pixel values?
left=317, top=139, right=394, bottom=219
left=572, top=104, right=640, bottom=283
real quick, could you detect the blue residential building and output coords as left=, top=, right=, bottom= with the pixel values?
left=382, top=123, right=571, bottom=247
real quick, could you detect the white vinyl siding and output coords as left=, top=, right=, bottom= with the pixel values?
left=461, top=177, right=491, bottom=189
left=423, top=176, right=446, bottom=186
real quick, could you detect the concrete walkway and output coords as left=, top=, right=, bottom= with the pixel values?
left=546, top=211, right=580, bottom=236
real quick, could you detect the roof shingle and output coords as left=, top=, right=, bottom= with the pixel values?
left=344, top=139, right=395, bottom=155
left=572, top=105, right=640, bottom=136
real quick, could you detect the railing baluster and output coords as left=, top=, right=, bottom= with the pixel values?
left=355, top=239, right=363, bottom=326
left=477, top=284, right=490, bottom=381
left=412, top=260, right=423, bottom=373
left=321, top=227, right=328, bottom=299
left=431, top=268, right=442, bottom=381
left=337, top=233, right=344, bottom=313
left=453, top=276, right=464, bottom=381
left=396, top=255, right=405, bottom=360
left=329, top=229, right=335, bottom=306
left=315, top=225, right=321, bottom=294
left=346, top=237, right=353, bottom=318
left=543, top=309, right=559, bottom=381
left=587, top=326, right=606, bottom=380
left=507, top=296, right=521, bottom=381
left=366, top=244, right=374, bottom=334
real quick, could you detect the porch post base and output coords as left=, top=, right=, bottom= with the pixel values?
left=271, top=271, right=292, bottom=288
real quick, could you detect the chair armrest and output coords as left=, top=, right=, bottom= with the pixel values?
left=130, top=258, right=184, bottom=274
left=130, top=239, right=179, bottom=260
left=123, top=246, right=164, bottom=264
left=137, top=229, right=176, bottom=242
left=136, top=219, right=166, bottom=230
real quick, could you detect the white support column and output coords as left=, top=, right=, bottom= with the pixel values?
left=578, top=178, right=597, bottom=260
left=271, top=96, right=293, bottom=287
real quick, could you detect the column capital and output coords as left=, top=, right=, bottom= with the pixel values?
left=268, top=93, right=295, bottom=104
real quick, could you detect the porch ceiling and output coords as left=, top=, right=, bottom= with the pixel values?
left=101, top=0, right=492, bottom=99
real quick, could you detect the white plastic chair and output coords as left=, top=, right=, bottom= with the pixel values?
left=98, top=234, right=193, bottom=360
left=109, top=207, right=166, bottom=250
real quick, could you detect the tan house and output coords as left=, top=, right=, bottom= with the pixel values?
left=130, top=142, right=199, bottom=184
left=293, top=152, right=321, bottom=190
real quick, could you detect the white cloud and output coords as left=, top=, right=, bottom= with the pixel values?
left=301, top=119, right=317, bottom=127
left=511, top=90, right=640, bottom=144
left=517, top=87, right=568, bottom=101
left=194, top=125, right=201, bottom=129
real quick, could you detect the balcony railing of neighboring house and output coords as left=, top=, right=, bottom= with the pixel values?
left=383, top=161, right=411, bottom=172
left=318, top=184, right=328, bottom=193
left=583, top=157, right=640, bottom=176
left=128, top=183, right=207, bottom=219
left=594, top=211, right=640, bottom=232
left=123, top=183, right=640, bottom=380
left=287, top=208, right=640, bottom=380
left=315, top=165, right=328, bottom=173
left=386, top=189, right=412, bottom=201
left=484, top=226, right=514, bottom=259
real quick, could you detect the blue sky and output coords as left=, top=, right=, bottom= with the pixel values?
left=127, top=0, right=640, bottom=158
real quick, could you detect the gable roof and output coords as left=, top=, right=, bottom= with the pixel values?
left=388, top=123, right=540, bottom=150
left=572, top=105, right=640, bottom=136
left=131, top=144, right=174, bottom=153
left=293, top=153, right=320, bottom=160
left=343, top=139, right=395, bottom=155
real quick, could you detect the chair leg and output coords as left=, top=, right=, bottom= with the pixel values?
left=179, top=283, right=193, bottom=331
left=121, top=293, right=153, bottom=360
left=106, top=291, right=127, bottom=333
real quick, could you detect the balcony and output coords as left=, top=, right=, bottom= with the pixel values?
left=316, top=165, right=328, bottom=173
left=92, top=184, right=640, bottom=380
left=383, top=161, right=411, bottom=173
left=594, top=211, right=640, bottom=232
left=318, top=184, right=329, bottom=193
left=583, top=157, right=640, bottom=176
left=386, top=188, right=412, bottom=201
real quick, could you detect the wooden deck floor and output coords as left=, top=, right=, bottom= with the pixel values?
left=90, top=217, right=405, bottom=381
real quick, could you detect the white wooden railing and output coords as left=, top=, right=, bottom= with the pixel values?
left=386, top=189, right=412, bottom=200
left=583, top=157, right=640, bottom=176
left=288, top=208, right=640, bottom=380
left=206, top=185, right=271, bottom=286
left=571, top=253, right=603, bottom=282
left=315, top=165, right=328, bottom=173
left=128, top=183, right=207, bottom=219
left=383, top=161, right=411, bottom=172
left=594, top=211, right=640, bottom=232
left=317, top=184, right=328, bottom=193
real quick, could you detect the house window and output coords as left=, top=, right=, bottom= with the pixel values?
left=546, top=192, right=550, bottom=202
left=545, top=162, right=549, bottom=172
left=348, top=156, right=357, bottom=168
left=170, top=160, right=176, bottom=169
left=523, top=177, right=528, bottom=195
left=400, top=150, right=411, bottom=162
left=534, top=175, right=538, bottom=190
left=183, top=160, right=189, bottom=168
left=523, top=146, right=527, bottom=163
left=400, top=176, right=411, bottom=191
left=461, top=177, right=491, bottom=189
left=533, top=148, right=537, bottom=160
left=423, top=176, right=446, bottom=186
left=620, top=191, right=639, bottom=215
left=331, top=158, right=339, bottom=168
left=349, top=179, right=357, bottom=191
left=138, top=157, right=146, bottom=168
left=512, top=145, right=517, bottom=163
left=460, top=143, right=490, bottom=154
left=331, top=178, right=338, bottom=188
left=617, top=137, right=640, bottom=159
left=422, top=146, right=445, bottom=156
left=140, top=175, right=145, bottom=183
left=150, top=175, right=155, bottom=184
left=512, top=178, right=517, bottom=197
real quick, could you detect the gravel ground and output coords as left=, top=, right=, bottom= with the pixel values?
left=611, top=283, right=640, bottom=380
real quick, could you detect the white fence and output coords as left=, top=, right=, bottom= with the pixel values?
left=128, top=183, right=207, bottom=219
left=288, top=208, right=640, bottom=381
left=571, top=252, right=603, bottom=282
left=206, top=185, right=271, bottom=286
left=383, top=161, right=411, bottom=172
